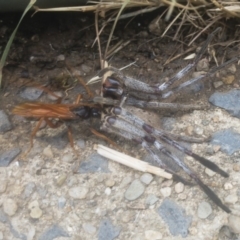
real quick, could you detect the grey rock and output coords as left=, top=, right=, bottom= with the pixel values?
left=228, top=215, right=240, bottom=234
left=19, top=87, right=43, bottom=100
left=161, top=117, right=176, bottom=131
left=0, top=110, right=12, bottom=133
left=38, top=224, right=69, bottom=240
left=82, top=223, right=96, bottom=235
left=3, top=199, right=18, bottom=216
left=68, top=186, right=88, bottom=199
left=145, top=194, right=159, bottom=206
left=218, top=225, right=238, bottom=240
left=211, top=129, right=240, bottom=155
left=76, top=139, right=85, bottom=149
left=0, top=210, right=8, bottom=223
left=140, top=173, right=153, bottom=185
left=209, top=90, right=240, bottom=118
left=157, top=199, right=192, bottom=238
left=98, top=219, right=121, bottom=240
left=24, top=182, right=36, bottom=198
left=0, top=148, right=21, bottom=167
left=197, top=201, right=212, bottom=219
left=124, top=179, right=145, bottom=201
left=58, top=197, right=67, bottom=208
left=78, top=154, right=109, bottom=173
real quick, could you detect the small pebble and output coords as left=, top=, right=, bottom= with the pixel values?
left=3, top=199, right=18, bottom=216
left=222, top=75, right=235, bottom=85
left=197, top=201, right=212, bottom=219
left=145, top=230, right=162, bottom=240
left=81, top=64, right=92, bottom=73
left=145, top=194, right=159, bottom=206
left=124, top=179, right=145, bottom=201
left=178, top=193, right=187, bottom=200
left=105, top=179, right=115, bottom=187
left=175, top=182, right=184, bottom=193
left=55, top=173, right=67, bottom=187
left=76, top=139, right=85, bottom=149
left=105, top=187, right=111, bottom=195
left=30, top=206, right=43, bottom=219
left=62, top=153, right=74, bottom=163
left=120, top=176, right=132, bottom=188
left=43, top=146, right=53, bottom=158
left=140, top=173, right=153, bottom=185
left=39, top=224, right=69, bottom=240
left=196, top=58, right=209, bottom=71
left=0, top=148, right=21, bottom=167
left=0, top=110, right=12, bottom=133
left=160, top=187, right=172, bottom=197
left=24, top=182, right=36, bottom=198
left=47, top=91, right=63, bottom=101
left=228, top=215, right=240, bottom=234
left=224, top=194, right=238, bottom=204
left=205, top=168, right=216, bottom=177
left=227, top=64, right=236, bottom=74
left=68, top=186, right=89, bottom=199
left=224, top=182, right=233, bottom=190
left=56, top=54, right=65, bottom=62
left=213, top=81, right=223, bottom=89
left=58, top=197, right=67, bottom=208
left=233, top=164, right=240, bottom=172
left=82, top=223, right=96, bottom=235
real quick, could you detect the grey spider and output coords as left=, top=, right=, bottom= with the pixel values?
left=94, top=27, right=239, bottom=213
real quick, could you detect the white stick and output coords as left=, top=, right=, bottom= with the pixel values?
left=95, top=144, right=172, bottom=179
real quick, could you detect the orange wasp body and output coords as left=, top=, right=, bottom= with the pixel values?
left=12, top=100, right=101, bottom=155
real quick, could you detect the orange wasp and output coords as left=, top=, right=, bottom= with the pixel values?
left=12, top=96, right=101, bottom=155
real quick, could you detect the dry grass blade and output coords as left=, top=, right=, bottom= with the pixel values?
left=95, top=144, right=172, bottom=179
left=0, top=0, right=36, bottom=88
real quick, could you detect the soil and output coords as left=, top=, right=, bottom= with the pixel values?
left=0, top=11, right=240, bottom=240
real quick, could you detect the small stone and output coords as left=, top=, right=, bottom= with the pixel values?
left=205, top=168, right=216, bottom=177
left=0, top=148, right=21, bottom=167
left=30, top=206, right=42, bottom=219
left=82, top=223, right=96, bottom=235
left=175, top=182, right=184, bottom=193
left=145, top=230, right=162, bottom=240
left=105, top=179, right=115, bottom=187
left=56, top=54, right=65, bottom=62
left=0, top=110, right=12, bottom=133
left=24, top=182, right=36, bottom=198
left=62, top=153, right=74, bottom=163
left=68, top=186, right=89, bottom=199
left=222, top=75, right=235, bottom=85
left=228, top=215, right=240, bottom=233
left=19, top=87, right=43, bottom=100
left=55, top=173, right=67, bottom=187
left=43, top=146, right=53, bottom=158
left=3, top=199, right=18, bottom=216
left=224, top=182, right=233, bottom=190
left=233, top=164, right=240, bottom=172
left=58, top=197, right=66, bottom=208
left=47, top=91, right=63, bottom=101
left=227, top=64, right=237, bottom=74
left=124, top=179, right=145, bottom=201
left=213, top=81, right=224, bottom=89
left=196, top=58, right=209, bottom=71
left=145, top=194, right=159, bottom=206
left=194, top=126, right=204, bottom=136
left=197, top=201, right=212, bottom=219
left=186, top=126, right=193, bottom=136
left=76, top=139, right=85, bottom=149
left=178, top=193, right=187, bottom=200
left=39, top=224, right=69, bottom=240
left=140, top=173, right=153, bottom=185
left=105, top=187, right=111, bottom=195
left=224, top=194, right=238, bottom=204
left=98, top=218, right=121, bottom=240
left=120, top=176, right=132, bottom=188
left=160, top=187, right=172, bottom=197
left=81, top=64, right=91, bottom=73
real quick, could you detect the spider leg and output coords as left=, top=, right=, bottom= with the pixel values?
left=101, top=123, right=194, bottom=185
left=112, top=107, right=228, bottom=177
left=162, top=56, right=239, bottom=99
left=104, top=112, right=230, bottom=212
left=125, top=96, right=208, bottom=111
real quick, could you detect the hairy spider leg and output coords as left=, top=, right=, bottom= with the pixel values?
left=102, top=107, right=230, bottom=212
